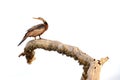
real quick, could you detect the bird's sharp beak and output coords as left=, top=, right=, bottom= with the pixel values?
left=33, top=17, right=43, bottom=20
left=33, top=17, right=38, bottom=19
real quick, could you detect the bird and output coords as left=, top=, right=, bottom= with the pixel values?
left=18, top=17, right=48, bottom=46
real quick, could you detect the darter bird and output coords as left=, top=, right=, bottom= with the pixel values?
left=18, top=17, right=48, bottom=46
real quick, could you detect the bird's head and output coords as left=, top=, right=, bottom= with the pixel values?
left=33, top=17, right=44, bottom=21
left=33, top=17, right=48, bottom=25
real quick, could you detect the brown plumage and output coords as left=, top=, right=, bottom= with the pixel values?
left=18, top=17, right=48, bottom=46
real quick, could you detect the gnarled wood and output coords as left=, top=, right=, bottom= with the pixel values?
left=18, top=39, right=109, bottom=80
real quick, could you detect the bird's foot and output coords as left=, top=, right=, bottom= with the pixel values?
left=39, top=36, right=42, bottom=39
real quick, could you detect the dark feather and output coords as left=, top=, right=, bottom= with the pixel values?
left=18, top=33, right=28, bottom=46
left=27, top=24, right=45, bottom=32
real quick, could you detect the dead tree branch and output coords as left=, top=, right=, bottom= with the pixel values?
left=18, top=39, right=109, bottom=80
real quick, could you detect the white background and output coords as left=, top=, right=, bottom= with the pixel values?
left=0, top=0, right=120, bottom=80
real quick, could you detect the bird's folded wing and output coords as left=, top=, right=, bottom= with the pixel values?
left=27, top=24, right=45, bottom=32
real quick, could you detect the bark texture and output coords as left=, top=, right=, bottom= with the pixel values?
left=19, top=39, right=109, bottom=80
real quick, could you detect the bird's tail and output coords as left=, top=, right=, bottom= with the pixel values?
left=18, top=34, right=27, bottom=46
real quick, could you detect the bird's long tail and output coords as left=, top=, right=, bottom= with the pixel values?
left=18, top=34, right=27, bottom=46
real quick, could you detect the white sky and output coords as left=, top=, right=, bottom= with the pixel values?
left=0, top=0, right=120, bottom=80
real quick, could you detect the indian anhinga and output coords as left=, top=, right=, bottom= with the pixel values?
left=18, top=17, right=48, bottom=46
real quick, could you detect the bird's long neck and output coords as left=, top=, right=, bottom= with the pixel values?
left=42, top=19, right=48, bottom=30
left=43, top=20, right=48, bottom=25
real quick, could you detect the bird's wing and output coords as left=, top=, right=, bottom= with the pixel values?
left=27, top=24, right=45, bottom=32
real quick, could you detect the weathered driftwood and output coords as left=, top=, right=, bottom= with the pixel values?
left=19, top=39, right=109, bottom=80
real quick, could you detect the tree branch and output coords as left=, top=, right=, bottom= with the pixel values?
left=18, top=39, right=109, bottom=80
